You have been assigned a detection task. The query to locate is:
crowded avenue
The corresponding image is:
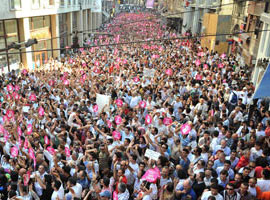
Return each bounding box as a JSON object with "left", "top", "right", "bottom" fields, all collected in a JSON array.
[{"left": 1, "top": 10, "right": 270, "bottom": 200}]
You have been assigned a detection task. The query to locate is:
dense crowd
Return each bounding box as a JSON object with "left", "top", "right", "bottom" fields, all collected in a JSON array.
[{"left": 1, "top": 11, "right": 270, "bottom": 200}]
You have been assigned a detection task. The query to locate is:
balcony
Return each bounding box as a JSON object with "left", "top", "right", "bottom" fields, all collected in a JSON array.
[{"left": 248, "top": 1, "right": 265, "bottom": 16}]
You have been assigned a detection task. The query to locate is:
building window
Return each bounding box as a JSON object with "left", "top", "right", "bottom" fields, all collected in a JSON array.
[
  {"left": 260, "top": 23, "right": 268, "bottom": 53},
  {"left": 68, "top": 0, "right": 71, "bottom": 5},
  {"left": 0, "top": 21, "right": 4, "bottom": 36},
  {"left": 49, "top": 0, "right": 54, "bottom": 5},
  {"left": 60, "top": 0, "right": 65, "bottom": 6},
  {"left": 3, "top": 20, "right": 21, "bottom": 72},
  {"left": 10, "top": 0, "right": 21, "bottom": 10},
  {"left": 266, "top": 29, "right": 270, "bottom": 57},
  {"left": 265, "top": 2, "right": 270, "bottom": 13},
  {"left": 73, "top": 0, "right": 76, "bottom": 5},
  {"left": 32, "top": 0, "right": 40, "bottom": 9}
]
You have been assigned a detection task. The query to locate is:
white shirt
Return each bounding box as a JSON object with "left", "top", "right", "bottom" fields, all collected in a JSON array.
[
  {"left": 257, "top": 179, "right": 270, "bottom": 192},
  {"left": 51, "top": 185, "right": 65, "bottom": 200},
  {"left": 67, "top": 112, "right": 80, "bottom": 128},
  {"left": 201, "top": 191, "right": 224, "bottom": 200},
  {"left": 130, "top": 96, "right": 141, "bottom": 108},
  {"left": 150, "top": 183, "right": 158, "bottom": 200},
  {"left": 160, "top": 176, "right": 172, "bottom": 188}
]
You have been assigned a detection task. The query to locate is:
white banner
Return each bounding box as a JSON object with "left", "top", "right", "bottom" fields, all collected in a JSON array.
[
  {"left": 143, "top": 68, "right": 156, "bottom": 78},
  {"left": 145, "top": 149, "right": 161, "bottom": 161},
  {"left": 96, "top": 93, "right": 111, "bottom": 113},
  {"left": 92, "top": 0, "right": 102, "bottom": 12}
]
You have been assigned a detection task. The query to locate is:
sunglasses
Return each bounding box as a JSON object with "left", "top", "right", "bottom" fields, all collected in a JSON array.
[{"left": 227, "top": 188, "right": 234, "bottom": 190}]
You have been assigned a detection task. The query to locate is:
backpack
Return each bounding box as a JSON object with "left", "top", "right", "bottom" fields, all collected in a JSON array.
[{"left": 230, "top": 92, "right": 238, "bottom": 104}]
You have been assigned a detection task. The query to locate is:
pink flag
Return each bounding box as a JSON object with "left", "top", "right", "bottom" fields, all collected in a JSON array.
[
  {"left": 220, "top": 53, "right": 226, "bottom": 59},
  {"left": 63, "top": 80, "right": 70, "bottom": 85},
  {"left": 180, "top": 123, "right": 191, "bottom": 135},
  {"left": 141, "top": 167, "right": 161, "bottom": 183},
  {"left": 44, "top": 135, "right": 50, "bottom": 145},
  {"left": 116, "top": 99, "right": 123, "bottom": 107},
  {"left": 18, "top": 137, "right": 22, "bottom": 147},
  {"left": 0, "top": 125, "right": 4, "bottom": 134},
  {"left": 145, "top": 114, "right": 152, "bottom": 124},
  {"left": 94, "top": 61, "right": 99, "bottom": 66},
  {"left": 4, "top": 130, "right": 9, "bottom": 142},
  {"left": 195, "top": 59, "right": 201, "bottom": 66},
  {"left": 17, "top": 126, "right": 22, "bottom": 136},
  {"left": 23, "top": 172, "right": 30, "bottom": 186},
  {"left": 65, "top": 147, "right": 71, "bottom": 157},
  {"left": 6, "top": 110, "right": 14, "bottom": 119},
  {"left": 80, "top": 78, "right": 85, "bottom": 85},
  {"left": 115, "top": 35, "right": 120, "bottom": 43},
  {"left": 29, "top": 148, "right": 35, "bottom": 159},
  {"left": 93, "top": 67, "right": 100, "bottom": 74},
  {"left": 38, "top": 107, "right": 44, "bottom": 116},
  {"left": 13, "top": 92, "right": 20, "bottom": 100},
  {"left": 114, "top": 115, "right": 122, "bottom": 125},
  {"left": 112, "top": 131, "right": 121, "bottom": 140},
  {"left": 49, "top": 80, "right": 54, "bottom": 86},
  {"left": 29, "top": 93, "right": 37, "bottom": 101},
  {"left": 24, "top": 138, "right": 29, "bottom": 149},
  {"left": 33, "top": 157, "right": 36, "bottom": 168},
  {"left": 15, "top": 85, "right": 20, "bottom": 91},
  {"left": 163, "top": 117, "right": 172, "bottom": 126},
  {"left": 114, "top": 48, "right": 118, "bottom": 56},
  {"left": 113, "top": 191, "right": 119, "bottom": 200},
  {"left": 93, "top": 105, "right": 98, "bottom": 113},
  {"left": 218, "top": 63, "right": 224, "bottom": 68},
  {"left": 133, "top": 77, "right": 140, "bottom": 83},
  {"left": 47, "top": 146, "right": 56, "bottom": 155},
  {"left": 195, "top": 74, "right": 203, "bottom": 80},
  {"left": 197, "top": 52, "right": 204, "bottom": 57},
  {"left": 165, "top": 68, "right": 173, "bottom": 76},
  {"left": 139, "top": 101, "right": 146, "bottom": 108},
  {"left": 7, "top": 84, "right": 14, "bottom": 92},
  {"left": 10, "top": 146, "right": 19, "bottom": 157},
  {"left": 107, "top": 120, "right": 112, "bottom": 128},
  {"left": 27, "top": 124, "right": 33, "bottom": 135},
  {"left": 22, "top": 69, "right": 28, "bottom": 75},
  {"left": 211, "top": 109, "right": 214, "bottom": 116},
  {"left": 6, "top": 94, "right": 12, "bottom": 100}
]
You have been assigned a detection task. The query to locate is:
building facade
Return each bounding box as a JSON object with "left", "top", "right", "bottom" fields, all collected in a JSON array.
[
  {"left": 252, "top": 3, "right": 270, "bottom": 87},
  {"left": 183, "top": 0, "right": 223, "bottom": 35},
  {"left": 0, "top": 0, "right": 103, "bottom": 73}
]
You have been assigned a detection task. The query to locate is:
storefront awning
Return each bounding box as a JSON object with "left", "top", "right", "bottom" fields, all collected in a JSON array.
[{"left": 253, "top": 63, "right": 270, "bottom": 99}]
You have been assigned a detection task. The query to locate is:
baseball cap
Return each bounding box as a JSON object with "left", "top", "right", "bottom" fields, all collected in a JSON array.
[{"left": 100, "top": 190, "right": 111, "bottom": 198}]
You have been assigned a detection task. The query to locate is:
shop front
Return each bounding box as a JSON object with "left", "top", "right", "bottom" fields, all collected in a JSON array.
[
  {"left": 0, "top": 19, "right": 21, "bottom": 73},
  {"left": 29, "top": 16, "right": 52, "bottom": 69}
]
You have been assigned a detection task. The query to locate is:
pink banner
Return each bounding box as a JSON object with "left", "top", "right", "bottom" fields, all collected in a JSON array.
[{"left": 146, "top": 0, "right": 154, "bottom": 8}]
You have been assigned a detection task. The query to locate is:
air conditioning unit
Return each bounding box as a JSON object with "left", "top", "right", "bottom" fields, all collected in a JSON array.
[{"left": 202, "top": 26, "right": 206, "bottom": 33}]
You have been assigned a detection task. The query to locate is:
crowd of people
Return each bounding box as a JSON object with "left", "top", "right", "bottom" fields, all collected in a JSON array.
[{"left": 0, "top": 11, "right": 270, "bottom": 200}]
